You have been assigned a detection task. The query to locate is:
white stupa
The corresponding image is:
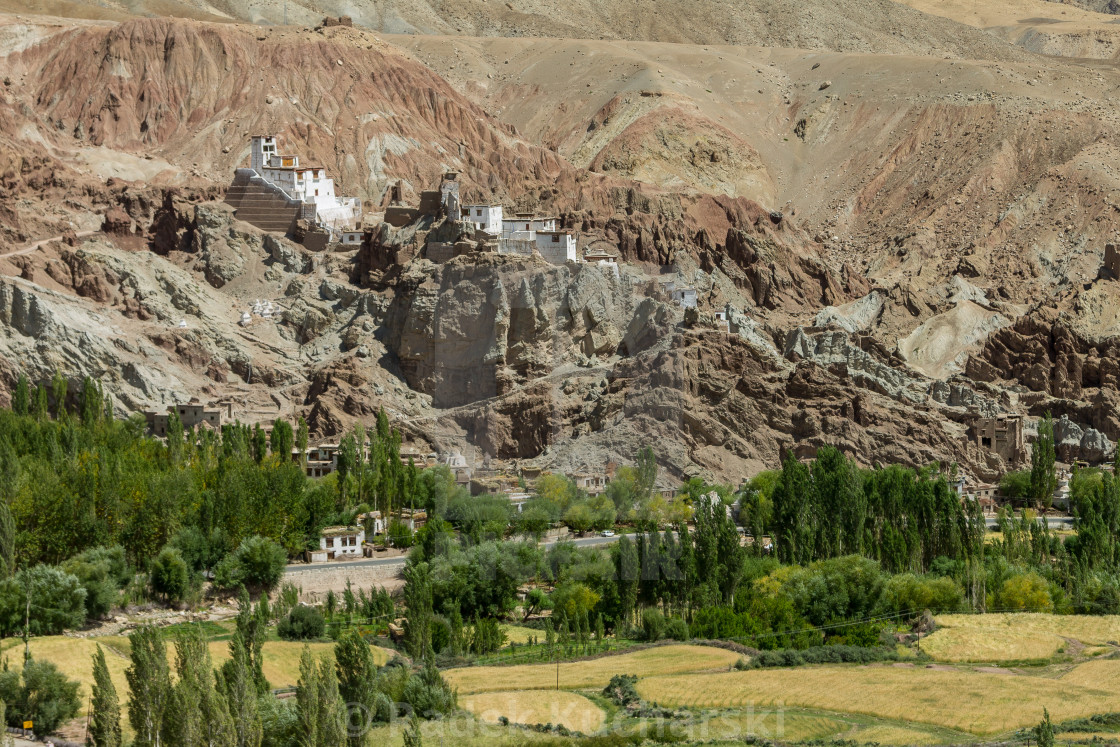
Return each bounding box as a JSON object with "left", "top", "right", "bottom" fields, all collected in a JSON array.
[
  {"left": 239, "top": 311, "right": 252, "bottom": 326},
  {"left": 178, "top": 319, "right": 187, "bottom": 329}
]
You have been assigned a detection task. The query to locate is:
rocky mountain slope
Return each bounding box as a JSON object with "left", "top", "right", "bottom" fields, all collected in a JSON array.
[{"left": 1, "top": 3, "right": 1120, "bottom": 485}]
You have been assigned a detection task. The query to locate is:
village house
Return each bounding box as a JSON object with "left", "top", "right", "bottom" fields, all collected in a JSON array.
[
  {"left": 534, "top": 229, "right": 578, "bottom": 264},
  {"left": 571, "top": 472, "right": 608, "bottom": 496},
  {"left": 969, "top": 415, "right": 1028, "bottom": 464},
  {"left": 317, "top": 525, "right": 365, "bottom": 560},
  {"left": 463, "top": 204, "right": 504, "bottom": 235},
  {"left": 145, "top": 399, "right": 230, "bottom": 436},
  {"left": 501, "top": 213, "right": 558, "bottom": 239},
  {"left": 358, "top": 510, "right": 385, "bottom": 536}
]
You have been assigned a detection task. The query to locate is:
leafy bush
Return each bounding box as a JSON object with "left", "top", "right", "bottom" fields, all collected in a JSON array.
[
  {"left": 665, "top": 617, "right": 689, "bottom": 642},
  {"left": 602, "top": 674, "right": 640, "bottom": 707},
  {"left": 401, "top": 659, "right": 456, "bottom": 717},
  {"left": 149, "top": 546, "right": 192, "bottom": 604},
  {"left": 431, "top": 615, "right": 451, "bottom": 654},
  {"left": 468, "top": 616, "right": 507, "bottom": 655},
  {"left": 277, "top": 605, "right": 325, "bottom": 640},
  {"left": 640, "top": 609, "right": 666, "bottom": 642},
  {"left": 232, "top": 535, "right": 287, "bottom": 594},
  {"left": 0, "top": 657, "right": 81, "bottom": 734},
  {"left": 749, "top": 644, "right": 899, "bottom": 668},
  {"left": 0, "top": 565, "right": 87, "bottom": 635},
  {"left": 62, "top": 548, "right": 127, "bottom": 621}
]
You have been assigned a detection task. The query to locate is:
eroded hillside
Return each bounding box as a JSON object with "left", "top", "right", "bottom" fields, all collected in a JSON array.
[{"left": 0, "top": 5, "right": 1119, "bottom": 484}]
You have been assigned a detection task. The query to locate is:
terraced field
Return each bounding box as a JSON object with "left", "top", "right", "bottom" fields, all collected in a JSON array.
[
  {"left": 635, "top": 663, "right": 1120, "bottom": 735},
  {"left": 460, "top": 690, "right": 605, "bottom": 732},
  {"left": 444, "top": 644, "right": 742, "bottom": 694},
  {"left": 924, "top": 613, "right": 1120, "bottom": 662}
]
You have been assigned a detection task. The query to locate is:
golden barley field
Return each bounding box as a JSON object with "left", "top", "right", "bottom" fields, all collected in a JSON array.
[
  {"left": 924, "top": 613, "right": 1120, "bottom": 662},
  {"left": 635, "top": 664, "right": 1120, "bottom": 735},
  {"left": 0, "top": 634, "right": 393, "bottom": 712},
  {"left": 444, "top": 644, "right": 742, "bottom": 695},
  {"left": 460, "top": 690, "right": 606, "bottom": 732}
]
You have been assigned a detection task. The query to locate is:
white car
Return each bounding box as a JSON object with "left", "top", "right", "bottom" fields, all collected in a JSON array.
[{"left": 600, "top": 530, "right": 615, "bottom": 537}]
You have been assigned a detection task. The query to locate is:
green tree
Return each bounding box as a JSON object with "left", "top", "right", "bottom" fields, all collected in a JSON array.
[
  {"left": 80, "top": 377, "right": 103, "bottom": 427},
  {"left": 32, "top": 385, "right": 49, "bottom": 421},
  {"left": 0, "top": 657, "right": 80, "bottom": 735},
  {"left": 232, "top": 536, "right": 287, "bottom": 594},
  {"left": 403, "top": 562, "right": 433, "bottom": 660},
  {"left": 12, "top": 374, "right": 30, "bottom": 417},
  {"left": 149, "top": 547, "right": 192, "bottom": 604},
  {"left": 1035, "top": 709, "right": 1054, "bottom": 747},
  {"left": 50, "top": 370, "right": 68, "bottom": 420},
  {"left": 126, "top": 625, "right": 172, "bottom": 747},
  {"left": 217, "top": 633, "right": 262, "bottom": 747},
  {"left": 403, "top": 712, "right": 422, "bottom": 747},
  {"left": 334, "top": 630, "right": 377, "bottom": 746},
  {"left": 163, "top": 630, "right": 235, "bottom": 747},
  {"left": 635, "top": 446, "right": 658, "bottom": 504},
  {"left": 1030, "top": 414, "right": 1058, "bottom": 510},
  {"left": 315, "top": 656, "right": 346, "bottom": 747},
  {"left": 270, "top": 419, "right": 294, "bottom": 462},
  {"left": 296, "top": 417, "right": 309, "bottom": 467},
  {"left": 89, "top": 644, "right": 122, "bottom": 747}
]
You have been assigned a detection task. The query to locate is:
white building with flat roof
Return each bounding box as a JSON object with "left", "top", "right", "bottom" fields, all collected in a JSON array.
[
  {"left": 462, "top": 204, "right": 503, "bottom": 235},
  {"left": 501, "top": 214, "right": 558, "bottom": 240},
  {"left": 535, "top": 230, "right": 578, "bottom": 264},
  {"left": 249, "top": 135, "right": 361, "bottom": 233}
]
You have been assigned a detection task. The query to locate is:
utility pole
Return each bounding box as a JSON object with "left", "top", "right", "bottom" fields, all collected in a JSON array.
[{"left": 22, "top": 594, "right": 30, "bottom": 661}]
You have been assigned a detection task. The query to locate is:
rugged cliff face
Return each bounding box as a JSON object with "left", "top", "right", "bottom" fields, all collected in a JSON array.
[{"left": 3, "top": 10, "right": 1120, "bottom": 484}]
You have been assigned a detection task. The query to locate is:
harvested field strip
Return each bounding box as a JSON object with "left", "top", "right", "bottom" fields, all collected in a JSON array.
[
  {"left": 635, "top": 664, "right": 1120, "bottom": 735},
  {"left": 444, "top": 644, "right": 741, "bottom": 694},
  {"left": 461, "top": 690, "right": 605, "bottom": 732},
  {"left": 1061, "top": 659, "right": 1120, "bottom": 689},
  {"left": 921, "top": 625, "right": 1065, "bottom": 662},
  {"left": 934, "top": 613, "right": 1120, "bottom": 646},
  {"left": 0, "top": 635, "right": 393, "bottom": 707}
]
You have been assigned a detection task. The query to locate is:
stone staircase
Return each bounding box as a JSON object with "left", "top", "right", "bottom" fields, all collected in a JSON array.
[{"left": 224, "top": 168, "right": 305, "bottom": 235}]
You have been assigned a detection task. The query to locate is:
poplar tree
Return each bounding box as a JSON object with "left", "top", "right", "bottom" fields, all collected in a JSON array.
[
  {"left": 295, "top": 647, "right": 319, "bottom": 747},
  {"left": 218, "top": 634, "right": 262, "bottom": 747},
  {"left": 89, "top": 644, "right": 122, "bottom": 747},
  {"left": 296, "top": 417, "right": 309, "bottom": 466},
  {"left": 334, "top": 630, "right": 376, "bottom": 746},
  {"left": 403, "top": 562, "right": 433, "bottom": 660},
  {"left": 12, "top": 374, "right": 29, "bottom": 417},
  {"left": 270, "top": 419, "right": 293, "bottom": 462},
  {"left": 32, "top": 384, "right": 49, "bottom": 421},
  {"left": 1030, "top": 414, "right": 1058, "bottom": 510},
  {"left": 315, "top": 657, "right": 346, "bottom": 747},
  {"left": 126, "top": 626, "right": 171, "bottom": 747}
]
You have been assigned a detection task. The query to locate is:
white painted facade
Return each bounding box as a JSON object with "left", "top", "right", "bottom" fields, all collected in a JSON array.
[
  {"left": 501, "top": 215, "right": 558, "bottom": 240},
  {"left": 249, "top": 135, "right": 361, "bottom": 233},
  {"left": 535, "top": 231, "right": 578, "bottom": 264},
  {"left": 319, "top": 526, "right": 365, "bottom": 558},
  {"left": 462, "top": 204, "right": 503, "bottom": 235}
]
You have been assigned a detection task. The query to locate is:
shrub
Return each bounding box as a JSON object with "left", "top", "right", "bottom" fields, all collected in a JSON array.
[
  {"left": 0, "top": 658, "right": 81, "bottom": 734},
  {"left": 431, "top": 615, "right": 451, "bottom": 654},
  {"left": 602, "top": 674, "right": 640, "bottom": 707},
  {"left": 664, "top": 617, "right": 689, "bottom": 642},
  {"left": 233, "top": 535, "right": 287, "bottom": 594},
  {"left": 640, "top": 609, "right": 666, "bottom": 642},
  {"left": 149, "top": 547, "right": 192, "bottom": 604},
  {"left": 469, "top": 616, "right": 507, "bottom": 655},
  {"left": 277, "top": 605, "right": 325, "bottom": 640},
  {"left": 210, "top": 554, "right": 244, "bottom": 592},
  {"left": 0, "top": 565, "right": 86, "bottom": 635},
  {"left": 401, "top": 659, "right": 456, "bottom": 717}
]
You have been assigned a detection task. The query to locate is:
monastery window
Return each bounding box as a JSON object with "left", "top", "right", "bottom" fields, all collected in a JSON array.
[
  {"left": 551, "top": 235, "right": 560, "bottom": 243},
  {"left": 981, "top": 437, "right": 992, "bottom": 447},
  {"left": 476, "top": 209, "right": 483, "bottom": 217}
]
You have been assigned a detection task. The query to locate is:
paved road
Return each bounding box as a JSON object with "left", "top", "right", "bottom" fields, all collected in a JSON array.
[
  {"left": 285, "top": 533, "right": 621, "bottom": 575},
  {"left": 985, "top": 516, "right": 1075, "bottom": 530}
]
